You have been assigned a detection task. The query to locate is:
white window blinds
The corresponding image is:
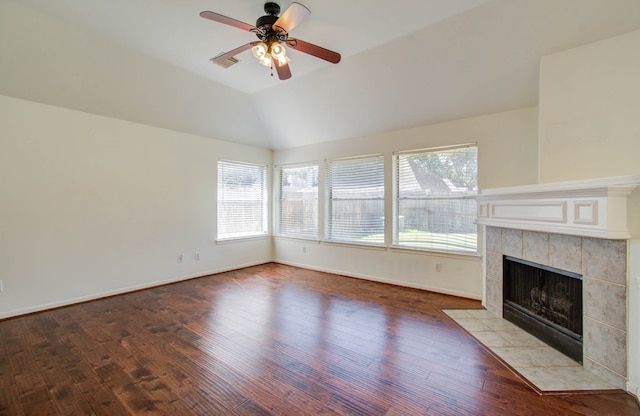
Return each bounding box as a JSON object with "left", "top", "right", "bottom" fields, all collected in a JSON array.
[
  {"left": 276, "top": 164, "right": 318, "bottom": 239},
  {"left": 326, "top": 155, "right": 384, "bottom": 244},
  {"left": 217, "top": 160, "right": 268, "bottom": 240},
  {"left": 394, "top": 144, "right": 477, "bottom": 253}
]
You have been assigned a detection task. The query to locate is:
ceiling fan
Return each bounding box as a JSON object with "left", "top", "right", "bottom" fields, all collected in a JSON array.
[{"left": 200, "top": 2, "right": 341, "bottom": 80}]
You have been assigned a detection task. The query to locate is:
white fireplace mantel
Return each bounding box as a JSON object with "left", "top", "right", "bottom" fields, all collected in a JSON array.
[{"left": 474, "top": 175, "right": 640, "bottom": 239}]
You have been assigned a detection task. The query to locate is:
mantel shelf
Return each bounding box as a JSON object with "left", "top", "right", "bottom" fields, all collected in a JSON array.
[{"left": 473, "top": 175, "right": 640, "bottom": 239}]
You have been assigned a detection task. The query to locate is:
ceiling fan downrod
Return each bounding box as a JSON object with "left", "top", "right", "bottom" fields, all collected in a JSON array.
[{"left": 263, "top": 2, "right": 280, "bottom": 16}]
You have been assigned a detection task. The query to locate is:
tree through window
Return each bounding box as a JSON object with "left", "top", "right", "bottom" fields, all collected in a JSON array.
[{"left": 393, "top": 144, "right": 477, "bottom": 253}]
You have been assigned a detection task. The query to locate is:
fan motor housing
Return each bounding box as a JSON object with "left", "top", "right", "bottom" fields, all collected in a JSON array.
[{"left": 256, "top": 14, "right": 278, "bottom": 31}]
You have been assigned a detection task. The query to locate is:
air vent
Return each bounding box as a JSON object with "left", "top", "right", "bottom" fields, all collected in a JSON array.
[{"left": 211, "top": 54, "right": 239, "bottom": 69}]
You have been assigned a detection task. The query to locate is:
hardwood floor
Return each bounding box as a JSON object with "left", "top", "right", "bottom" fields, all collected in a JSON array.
[{"left": 1, "top": 263, "right": 638, "bottom": 415}]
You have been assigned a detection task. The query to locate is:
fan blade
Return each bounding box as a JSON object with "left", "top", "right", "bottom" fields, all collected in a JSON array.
[
  {"left": 212, "top": 42, "right": 258, "bottom": 64},
  {"left": 286, "top": 39, "right": 341, "bottom": 64},
  {"left": 275, "top": 61, "right": 292, "bottom": 80},
  {"left": 273, "top": 2, "right": 310, "bottom": 33},
  {"left": 200, "top": 11, "right": 257, "bottom": 32}
]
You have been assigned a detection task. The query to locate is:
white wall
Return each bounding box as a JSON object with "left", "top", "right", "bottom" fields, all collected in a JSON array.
[
  {"left": 273, "top": 107, "right": 539, "bottom": 299},
  {"left": 539, "top": 30, "right": 640, "bottom": 184},
  {"left": 539, "top": 29, "right": 640, "bottom": 395},
  {"left": 0, "top": 95, "right": 273, "bottom": 319}
]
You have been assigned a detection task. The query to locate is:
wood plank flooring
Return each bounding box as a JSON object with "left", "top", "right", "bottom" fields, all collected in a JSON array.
[{"left": 1, "top": 263, "right": 638, "bottom": 415}]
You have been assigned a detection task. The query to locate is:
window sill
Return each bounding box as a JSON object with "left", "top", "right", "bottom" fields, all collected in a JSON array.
[
  {"left": 389, "top": 245, "right": 480, "bottom": 259},
  {"left": 274, "top": 235, "right": 321, "bottom": 244},
  {"left": 215, "top": 235, "right": 480, "bottom": 259},
  {"left": 321, "top": 240, "right": 387, "bottom": 251},
  {"left": 215, "top": 234, "right": 270, "bottom": 245}
]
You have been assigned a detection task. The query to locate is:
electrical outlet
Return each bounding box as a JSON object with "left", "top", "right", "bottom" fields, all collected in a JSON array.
[
  {"left": 195, "top": 252, "right": 200, "bottom": 260},
  {"left": 302, "top": 247, "right": 307, "bottom": 254},
  {"left": 0, "top": 279, "right": 3, "bottom": 292},
  {"left": 177, "top": 254, "right": 184, "bottom": 263},
  {"left": 435, "top": 263, "right": 442, "bottom": 272}
]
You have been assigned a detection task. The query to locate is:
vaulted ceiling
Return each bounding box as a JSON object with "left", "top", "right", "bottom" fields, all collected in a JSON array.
[{"left": 2, "top": 0, "right": 640, "bottom": 149}]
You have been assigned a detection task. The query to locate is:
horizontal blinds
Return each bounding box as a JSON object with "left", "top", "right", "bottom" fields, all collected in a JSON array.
[
  {"left": 277, "top": 164, "right": 318, "bottom": 239},
  {"left": 217, "top": 160, "right": 267, "bottom": 239},
  {"left": 394, "top": 145, "right": 478, "bottom": 252},
  {"left": 326, "top": 155, "right": 384, "bottom": 244}
]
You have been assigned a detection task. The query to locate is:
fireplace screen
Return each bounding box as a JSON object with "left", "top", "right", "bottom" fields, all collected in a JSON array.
[{"left": 503, "top": 256, "right": 583, "bottom": 362}]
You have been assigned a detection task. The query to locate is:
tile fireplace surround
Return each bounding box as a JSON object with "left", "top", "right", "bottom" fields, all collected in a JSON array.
[{"left": 474, "top": 175, "right": 640, "bottom": 390}]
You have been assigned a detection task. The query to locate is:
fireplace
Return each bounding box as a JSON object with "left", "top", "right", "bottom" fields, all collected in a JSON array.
[
  {"left": 473, "top": 175, "right": 640, "bottom": 389},
  {"left": 503, "top": 256, "right": 583, "bottom": 363}
]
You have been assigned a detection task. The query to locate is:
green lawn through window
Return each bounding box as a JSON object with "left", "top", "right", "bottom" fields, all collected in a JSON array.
[{"left": 360, "top": 229, "right": 477, "bottom": 252}]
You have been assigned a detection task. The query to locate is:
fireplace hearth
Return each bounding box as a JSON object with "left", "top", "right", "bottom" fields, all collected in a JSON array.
[{"left": 503, "top": 256, "right": 583, "bottom": 363}]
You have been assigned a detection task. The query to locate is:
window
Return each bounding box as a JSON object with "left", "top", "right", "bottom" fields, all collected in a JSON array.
[
  {"left": 217, "top": 160, "right": 268, "bottom": 240},
  {"left": 393, "top": 144, "right": 477, "bottom": 253},
  {"left": 276, "top": 164, "right": 318, "bottom": 239},
  {"left": 326, "top": 154, "right": 384, "bottom": 244}
]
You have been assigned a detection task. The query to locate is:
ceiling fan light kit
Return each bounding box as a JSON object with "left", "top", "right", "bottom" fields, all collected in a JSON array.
[
  {"left": 200, "top": 1, "right": 341, "bottom": 80},
  {"left": 251, "top": 40, "right": 289, "bottom": 68}
]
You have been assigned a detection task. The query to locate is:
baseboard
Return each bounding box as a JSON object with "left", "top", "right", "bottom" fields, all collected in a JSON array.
[
  {"left": 632, "top": 385, "right": 640, "bottom": 407},
  {"left": 273, "top": 259, "right": 482, "bottom": 300},
  {"left": 3, "top": 257, "right": 480, "bottom": 320},
  {"left": 0, "top": 260, "right": 271, "bottom": 320}
]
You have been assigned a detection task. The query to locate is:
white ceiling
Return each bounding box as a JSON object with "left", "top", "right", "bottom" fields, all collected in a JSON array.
[{"left": 3, "top": 0, "right": 640, "bottom": 149}]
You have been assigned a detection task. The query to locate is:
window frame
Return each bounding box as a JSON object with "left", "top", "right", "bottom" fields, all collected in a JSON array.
[
  {"left": 392, "top": 144, "right": 478, "bottom": 254},
  {"left": 216, "top": 159, "right": 269, "bottom": 241},
  {"left": 325, "top": 154, "right": 385, "bottom": 246},
  {"left": 275, "top": 162, "right": 319, "bottom": 240}
]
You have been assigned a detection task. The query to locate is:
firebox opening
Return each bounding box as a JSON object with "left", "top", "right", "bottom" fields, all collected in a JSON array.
[{"left": 503, "top": 256, "right": 583, "bottom": 363}]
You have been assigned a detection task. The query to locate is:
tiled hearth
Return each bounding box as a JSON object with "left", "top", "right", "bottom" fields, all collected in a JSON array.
[
  {"left": 443, "top": 309, "right": 619, "bottom": 393},
  {"left": 483, "top": 227, "right": 627, "bottom": 389}
]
